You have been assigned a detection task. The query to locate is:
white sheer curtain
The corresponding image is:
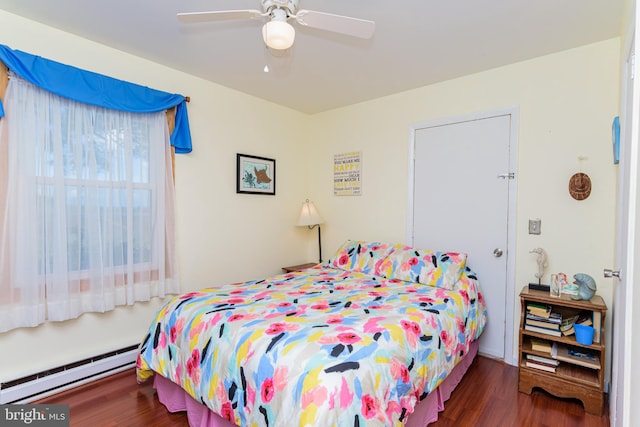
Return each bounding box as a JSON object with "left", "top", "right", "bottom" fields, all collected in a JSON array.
[{"left": 0, "top": 74, "right": 178, "bottom": 332}]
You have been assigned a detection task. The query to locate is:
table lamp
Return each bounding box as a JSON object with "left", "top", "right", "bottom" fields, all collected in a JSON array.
[{"left": 296, "top": 199, "right": 324, "bottom": 263}]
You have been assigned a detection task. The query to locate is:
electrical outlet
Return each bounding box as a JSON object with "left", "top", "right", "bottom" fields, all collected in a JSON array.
[{"left": 529, "top": 219, "right": 541, "bottom": 235}]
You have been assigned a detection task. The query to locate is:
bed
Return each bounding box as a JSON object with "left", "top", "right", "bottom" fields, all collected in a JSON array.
[{"left": 136, "top": 241, "right": 487, "bottom": 426}]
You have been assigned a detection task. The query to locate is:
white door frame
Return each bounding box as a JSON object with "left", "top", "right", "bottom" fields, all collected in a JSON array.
[{"left": 406, "top": 107, "right": 519, "bottom": 366}]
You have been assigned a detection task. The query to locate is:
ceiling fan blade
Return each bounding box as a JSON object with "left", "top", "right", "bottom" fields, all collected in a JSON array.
[
  {"left": 294, "top": 10, "right": 375, "bottom": 39},
  {"left": 177, "top": 10, "right": 263, "bottom": 23}
]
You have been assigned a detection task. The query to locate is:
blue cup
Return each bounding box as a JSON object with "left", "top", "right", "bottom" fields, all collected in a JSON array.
[{"left": 574, "top": 323, "right": 595, "bottom": 346}]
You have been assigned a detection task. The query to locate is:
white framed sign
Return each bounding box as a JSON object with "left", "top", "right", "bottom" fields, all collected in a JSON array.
[{"left": 333, "top": 151, "right": 362, "bottom": 196}]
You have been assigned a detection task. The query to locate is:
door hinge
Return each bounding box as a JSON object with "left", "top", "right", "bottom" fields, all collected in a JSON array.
[{"left": 497, "top": 173, "right": 515, "bottom": 179}]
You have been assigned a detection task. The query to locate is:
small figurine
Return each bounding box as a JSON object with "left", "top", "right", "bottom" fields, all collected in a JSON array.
[
  {"left": 529, "top": 248, "right": 548, "bottom": 284},
  {"left": 572, "top": 273, "right": 597, "bottom": 300}
]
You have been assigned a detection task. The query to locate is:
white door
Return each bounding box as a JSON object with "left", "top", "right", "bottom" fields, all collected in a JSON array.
[
  {"left": 408, "top": 110, "right": 517, "bottom": 362},
  {"left": 610, "top": 37, "right": 637, "bottom": 427}
]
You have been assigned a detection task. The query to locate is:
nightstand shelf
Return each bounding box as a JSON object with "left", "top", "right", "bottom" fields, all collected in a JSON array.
[
  {"left": 518, "top": 286, "right": 607, "bottom": 415},
  {"left": 281, "top": 262, "right": 318, "bottom": 273}
]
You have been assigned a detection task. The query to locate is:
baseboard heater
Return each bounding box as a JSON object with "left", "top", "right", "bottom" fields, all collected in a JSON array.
[{"left": 0, "top": 344, "right": 139, "bottom": 404}]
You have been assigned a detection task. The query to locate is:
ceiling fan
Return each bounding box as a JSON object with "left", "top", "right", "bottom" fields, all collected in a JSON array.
[{"left": 177, "top": 0, "right": 375, "bottom": 50}]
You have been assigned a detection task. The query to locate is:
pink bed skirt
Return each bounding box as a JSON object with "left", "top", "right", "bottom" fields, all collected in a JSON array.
[{"left": 153, "top": 340, "right": 478, "bottom": 427}]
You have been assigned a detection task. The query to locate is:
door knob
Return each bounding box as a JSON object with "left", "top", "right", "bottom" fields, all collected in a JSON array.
[
  {"left": 604, "top": 269, "right": 620, "bottom": 278},
  {"left": 493, "top": 248, "right": 503, "bottom": 257}
]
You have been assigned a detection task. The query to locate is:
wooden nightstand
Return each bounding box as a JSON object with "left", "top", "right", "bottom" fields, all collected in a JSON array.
[
  {"left": 518, "top": 286, "right": 607, "bottom": 415},
  {"left": 281, "top": 262, "right": 317, "bottom": 273}
]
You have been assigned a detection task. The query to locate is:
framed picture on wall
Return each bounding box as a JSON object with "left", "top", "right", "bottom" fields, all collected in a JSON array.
[{"left": 236, "top": 153, "right": 276, "bottom": 195}]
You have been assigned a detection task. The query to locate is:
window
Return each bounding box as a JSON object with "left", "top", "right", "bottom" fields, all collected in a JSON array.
[{"left": 0, "top": 73, "right": 178, "bottom": 332}]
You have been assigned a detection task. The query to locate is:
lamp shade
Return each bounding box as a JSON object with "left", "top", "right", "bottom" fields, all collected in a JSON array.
[
  {"left": 262, "top": 20, "right": 295, "bottom": 50},
  {"left": 296, "top": 199, "right": 324, "bottom": 227}
]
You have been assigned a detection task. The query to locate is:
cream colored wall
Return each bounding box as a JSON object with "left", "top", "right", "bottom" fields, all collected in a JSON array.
[
  {"left": 307, "top": 39, "right": 621, "bottom": 372},
  {"left": 0, "top": 10, "right": 312, "bottom": 380}
]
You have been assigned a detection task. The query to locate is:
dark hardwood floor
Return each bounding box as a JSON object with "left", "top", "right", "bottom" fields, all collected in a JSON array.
[{"left": 37, "top": 356, "right": 609, "bottom": 426}]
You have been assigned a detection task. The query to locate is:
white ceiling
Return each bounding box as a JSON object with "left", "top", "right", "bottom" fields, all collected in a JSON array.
[{"left": 0, "top": 0, "right": 626, "bottom": 114}]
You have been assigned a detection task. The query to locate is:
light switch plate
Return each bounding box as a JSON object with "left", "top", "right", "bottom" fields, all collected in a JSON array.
[{"left": 529, "top": 219, "right": 541, "bottom": 235}]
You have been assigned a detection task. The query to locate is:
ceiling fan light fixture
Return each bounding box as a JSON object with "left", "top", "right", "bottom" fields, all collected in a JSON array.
[{"left": 262, "top": 19, "right": 295, "bottom": 50}]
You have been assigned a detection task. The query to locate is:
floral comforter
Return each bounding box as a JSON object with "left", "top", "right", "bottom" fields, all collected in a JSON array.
[{"left": 136, "top": 265, "right": 486, "bottom": 426}]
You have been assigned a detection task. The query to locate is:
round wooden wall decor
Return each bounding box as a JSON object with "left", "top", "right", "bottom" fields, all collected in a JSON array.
[{"left": 568, "top": 172, "right": 591, "bottom": 200}]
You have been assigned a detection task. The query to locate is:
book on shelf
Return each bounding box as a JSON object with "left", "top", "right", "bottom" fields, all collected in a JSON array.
[
  {"left": 526, "top": 311, "right": 561, "bottom": 323},
  {"left": 568, "top": 347, "right": 598, "bottom": 361},
  {"left": 558, "top": 309, "right": 580, "bottom": 326},
  {"left": 525, "top": 360, "right": 557, "bottom": 373},
  {"left": 559, "top": 311, "right": 580, "bottom": 336},
  {"left": 530, "top": 337, "right": 552, "bottom": 353},
  {"left": 527, "top": 309, "right": 561, "bottom": 320},
  {"left": 526, "top": 303, "right": 551, "bottom": 318},
  {"left": 525, "top": 324, "right": 562, "bottom": 337},
  {"left": 592, "top": 311, "right": 602, "bottom": 344},
  {"left": 526, "top": 353, "right": 560, "bottom": 366},
  {"left": 576, "top": 311, "right": 593, "bottom": 326},
  {"left": 526, "top": 318, "right": 560, "bottom": 330},
  {"left": 526, "top": 319, "right": 560, "bottom": 330},
  {"left": 552, "top": 343, "right": 600, "bottom": 369}
]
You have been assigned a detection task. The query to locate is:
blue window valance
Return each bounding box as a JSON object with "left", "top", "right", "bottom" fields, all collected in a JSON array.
[{"left": 0, "top": 44, "right": 192, "bottom": 153}]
